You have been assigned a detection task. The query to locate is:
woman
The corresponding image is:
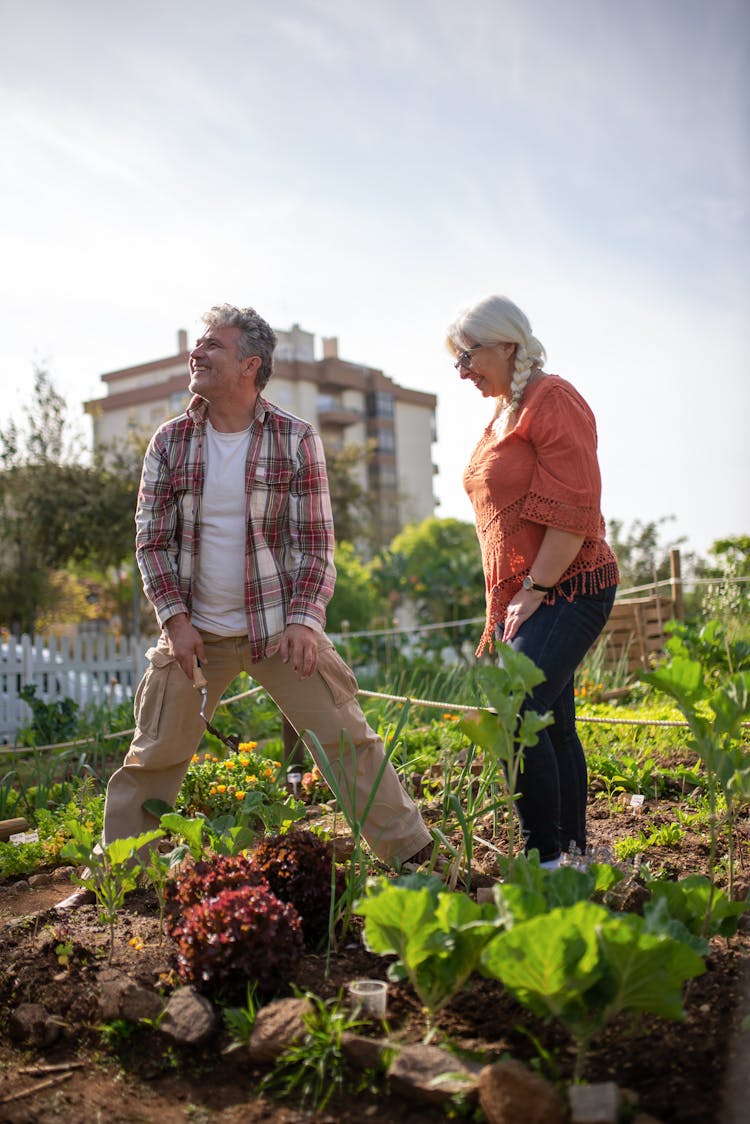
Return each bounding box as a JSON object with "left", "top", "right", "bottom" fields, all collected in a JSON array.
[{"left": 446, "top": 294, "right": 619, "bottom": 868}]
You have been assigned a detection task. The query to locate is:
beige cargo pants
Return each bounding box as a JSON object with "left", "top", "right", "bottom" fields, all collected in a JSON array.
[{"left": 103, "top": 630, "right": 431, "bottom": 866}]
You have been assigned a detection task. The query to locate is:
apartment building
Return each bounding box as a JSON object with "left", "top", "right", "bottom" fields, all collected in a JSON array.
[{"left": 84, "top": 326, "right": 438, "bottom": 548}]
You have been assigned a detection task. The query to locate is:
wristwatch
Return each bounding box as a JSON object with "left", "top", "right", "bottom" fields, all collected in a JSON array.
[{"left": 522, "top": 574, "right": 554, "bottom": 593}]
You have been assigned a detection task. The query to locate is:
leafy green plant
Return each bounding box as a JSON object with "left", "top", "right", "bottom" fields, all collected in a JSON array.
[
  {"left": 222, "top": 982, "right": 260, "bottom": 1050},
  {"left": 458, "top": 648, "right": 554, "bottom": 859},
  {"left": 356, "top": 872, "right": 497, "bottom": 1036},
  {"left": 480, "top": 899, "right": 705, "bottom": 1080},
  {"left": 644, "top": 873, "right": 749, "bottom": 946},
  {"left": 60, "top": 821, "right": 162, "bottom": 963},
  {"left": 138, "top": 844, "right": 188, "bottom": 936},
  {"left": 260, "top": 989, "right": 369, "bottom": 1111},
  {"left": 640, "top": 656, "right": 750, "bottom": 899},
  {"left": 17, "top": 684, "right": 80, "bottom": 746}
]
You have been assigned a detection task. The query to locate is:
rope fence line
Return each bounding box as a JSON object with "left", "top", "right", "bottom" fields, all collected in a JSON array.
[
  {"left": 4, "top": 682, "right": 748, "bottom": 757},
  {"left": 0, "top": 684, "right": 267, "bottom": 758}
]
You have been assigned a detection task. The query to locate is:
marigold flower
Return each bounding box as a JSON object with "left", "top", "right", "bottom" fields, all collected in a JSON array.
[
  {"left": 216, "top": 784, "right": 227, "bottom": 793},
  {"left": 235, "top": 791, "right": 246, "bottom": 800},
  {"left": 248, "top": 775, "right": 258, "bottom": 784},
  {"left": 225, "top": 761, "right": 235, "bottom": 770}
]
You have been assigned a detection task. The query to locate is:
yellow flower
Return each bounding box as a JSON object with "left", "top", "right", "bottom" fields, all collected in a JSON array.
[
  {"left": 239, "top": 757, "right": 250, "bottom": 767},
  {"left": 272, "top": 760, "right": 281, "bottom": 768},
  {"left": 248, "top": 775, "right": 258, "bottom": 784},
  {"left": 239, "top": 741, "right": 258, "bottom": 752},
  {"left": 209, "top": 787, "right": 217, "bottom": 796},
  {"left": 225, "top": 760, "right": 235, "bottom": 770},
  {"left": 216, "top": 784, "right": 227, "bottom": 794},
  {"left": 235, "top": 791, "right": 246, "bottom": 800}
]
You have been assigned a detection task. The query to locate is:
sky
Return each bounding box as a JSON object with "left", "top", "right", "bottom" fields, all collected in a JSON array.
[{"left": 2, "top": 0, "right": 748, "bottom": 562}]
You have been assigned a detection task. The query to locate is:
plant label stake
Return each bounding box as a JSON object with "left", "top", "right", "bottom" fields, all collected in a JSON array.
[{"left": 192, "top": 658, "right": 241, "bottom": 753}]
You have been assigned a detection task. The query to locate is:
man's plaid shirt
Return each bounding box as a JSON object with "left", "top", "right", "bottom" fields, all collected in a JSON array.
[{"left": 135, "top": 394, "right": 336, "bottom": 662}]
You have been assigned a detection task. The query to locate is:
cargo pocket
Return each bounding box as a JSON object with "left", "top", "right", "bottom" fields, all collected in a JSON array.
[
  {"left": 134, "top": 646, "right": 176, "bottom": 740},
  {"left": 316, "top": 644, "right": 359, "bottom": 708}
]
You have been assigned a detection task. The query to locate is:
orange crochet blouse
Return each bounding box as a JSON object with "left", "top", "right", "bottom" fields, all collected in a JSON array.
[{"left": 464, "top": 374, "right": 619, "bottom": 655}]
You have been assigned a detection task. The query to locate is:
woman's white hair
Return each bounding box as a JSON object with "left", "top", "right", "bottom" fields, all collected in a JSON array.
[{"left": 446, "top": 294, "right": 546, "bottom": 418}]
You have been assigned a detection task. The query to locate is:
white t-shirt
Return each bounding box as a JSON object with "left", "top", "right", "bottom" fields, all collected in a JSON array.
[{"left": 190, "top": 421, "right": 251, "bottom": 636}]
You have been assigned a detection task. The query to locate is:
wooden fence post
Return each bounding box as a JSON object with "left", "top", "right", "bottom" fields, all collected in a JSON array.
[{"left": 670, "top": 549, "right": 684, "bottom": 621}]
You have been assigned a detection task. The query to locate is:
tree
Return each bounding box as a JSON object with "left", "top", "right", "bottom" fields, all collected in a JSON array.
[
  {"left": 372, "top": 517, "right": 486, "bottom": 660},
  {"left": 324, "top": 441, "right": 378, "bottom": 551},
  {"left": 326, "top": 542, "right": 385, "bottom": 633},
  {"left": 607, "top": 516, "right": 687, "bottom": 590},
  {"left": 0, "top": 369, "right": 142, "bottom": 634},
  {"left": 698, "top": 535, "right": 750, "bottom": 637}
]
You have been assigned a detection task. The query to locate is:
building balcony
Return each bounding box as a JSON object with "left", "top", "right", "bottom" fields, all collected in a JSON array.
[{"left": 316, "top": 406, "right": 363, "bottom": 427}]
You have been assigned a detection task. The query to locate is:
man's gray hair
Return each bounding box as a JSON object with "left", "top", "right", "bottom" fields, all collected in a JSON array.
[{"left": 202, "top": 304, "right": 278, "bottom": 390}]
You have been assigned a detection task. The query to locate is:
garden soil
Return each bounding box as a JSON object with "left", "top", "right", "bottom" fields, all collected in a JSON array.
[{"left": 1, "top": 800, "right": 749, "bottom": 1124}]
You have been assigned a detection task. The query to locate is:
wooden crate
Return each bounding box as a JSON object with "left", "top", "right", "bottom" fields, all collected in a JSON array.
[{"left": 598, "top": 594, "right": 676, "bottom": 674}]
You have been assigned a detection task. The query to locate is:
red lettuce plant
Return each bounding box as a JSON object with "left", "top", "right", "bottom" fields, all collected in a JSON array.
[
  {"left": 173, "top": 883, "right": 303, "bottom": 1000},
  {"left": 164, "top": 853, "right": 268, "bottom": 938},
  {"left": 251, "top": 830, "right": 346, "bottom": 948}
]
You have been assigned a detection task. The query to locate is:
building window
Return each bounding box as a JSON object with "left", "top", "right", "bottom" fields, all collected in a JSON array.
[
  {"left": 376, "top": 464, "right": 398, "bottom": 488},
  {"left": 376, "top": 428, "right": 395, "bottom": 453},
  {"left": 366, "top": 391, "right": 394, "bottom": 418}
]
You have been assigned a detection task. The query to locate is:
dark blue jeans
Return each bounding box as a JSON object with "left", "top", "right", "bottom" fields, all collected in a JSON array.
[{"left": 501, "top": 585, "right": 617, "bottom": 862}]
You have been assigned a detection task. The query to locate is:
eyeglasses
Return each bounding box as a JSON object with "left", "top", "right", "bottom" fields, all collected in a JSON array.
[{"left": 454, "top": 343, "right": 484, "bottom": 371}]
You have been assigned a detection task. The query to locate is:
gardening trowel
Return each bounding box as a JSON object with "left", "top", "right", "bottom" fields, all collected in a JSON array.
[{"left": 192, "top": 657, "right": 241, "bottom": 753}]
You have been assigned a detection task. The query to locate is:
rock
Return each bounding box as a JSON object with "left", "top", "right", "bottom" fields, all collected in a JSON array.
[
  {"left": 121, "top": 982, "right": 164, "bottom": 1023},
  {"left": 603, "top": 874, "right": 650, "bottom": 915},
  {"left": 98, "top": 975, "right": 128, "bottom": 1021},
  {"left": 28, "top": 872, "right": 56, "bottom": 888},
  {"left": 8, "top": 1002, "right": 62, "bottom": 1047},
  {"left": 97, "top": 971, "right": 163, "bottom": 1022},
  {"left": 478, "top": 1058, "right": 566, "bottom": 1124},
  {"left": 340, "top": 1031, "right": 391, "bottom": 1071},
  {"left": 247, "top": 996, "right": 312, "bottom": 1064},
  {"left": 159, "top": 986, "right": 216, "bottom": 1045},
  {"left": 569, "top": 1081, "right": 621, "bottom": 1123},
  {"left": 388, "top": 1043, "right": 480, "bottom": 1107}
]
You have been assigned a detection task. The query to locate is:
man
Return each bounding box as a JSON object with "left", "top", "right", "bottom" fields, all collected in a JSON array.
[{"left": 58, "top": 304, "right": 431, "bottom": 910}]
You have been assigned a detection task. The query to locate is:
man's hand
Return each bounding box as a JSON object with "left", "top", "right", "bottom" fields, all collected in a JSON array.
[
  {"left": 280, "top": 624, "right": 318, "bottom": 679},
  {"left": 164, "top": 613, "right": 206, "bottom": 679}
]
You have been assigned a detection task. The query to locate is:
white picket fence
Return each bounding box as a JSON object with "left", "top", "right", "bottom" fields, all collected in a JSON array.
[{"left": 0, "top": 633, "right": 151, "bottom": 744}]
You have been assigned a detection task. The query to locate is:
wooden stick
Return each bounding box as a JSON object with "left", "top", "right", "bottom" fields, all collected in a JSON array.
[
  {"left": 1, "top": 1071, "right": 73, "bottom": 1104},
  {"left": 17, "top": 1061, "right": 86, "bottom": 1076}
]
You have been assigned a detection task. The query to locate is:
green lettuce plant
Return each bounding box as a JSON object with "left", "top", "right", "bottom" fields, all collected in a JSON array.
[
  {"left": 640, "top": 656, "right": 750, "bottom": 902},
  {"left": 643, "top": 872, "right": 749, "bottom": 951},
  {"left": 481, "top": 899, "right": 705, "bottom": 1080},
  {"left": 356, "top": 872, "right": 498, "bottom": 1036}
]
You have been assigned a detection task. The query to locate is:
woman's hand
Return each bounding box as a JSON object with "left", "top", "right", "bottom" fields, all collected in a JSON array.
[{"left": 502, "top": 588, "right": 546, "bottom": 643}]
